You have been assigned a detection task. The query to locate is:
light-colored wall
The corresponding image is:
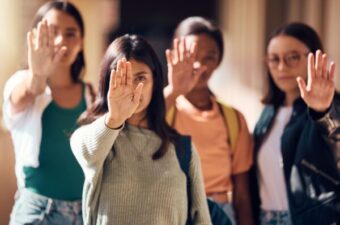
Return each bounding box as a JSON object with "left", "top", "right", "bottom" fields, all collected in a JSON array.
[
  {"left": 0, "top": 0, "right": 21, "bottom": 224},
  {"left": 211, "top": 0, "right": 266, "bottom": 131}
]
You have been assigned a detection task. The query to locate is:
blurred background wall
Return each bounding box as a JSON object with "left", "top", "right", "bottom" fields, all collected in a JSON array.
[{"left": 1, "top": 0, "right": 340, "bottom": 224}]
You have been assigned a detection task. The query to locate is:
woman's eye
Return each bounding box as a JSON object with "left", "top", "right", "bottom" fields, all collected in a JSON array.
[
  {"left": 287, "top": 54, "right": 300, "bottom": 61},
  {"left": 65, "top": 32, "right": 76, "bottom": 38},
  {"left": 203, "top": 56, "right": 217, "bottom": 62},
  {"left": 268, "top": 57, "right": 279, "bottom": 63},
  {"left": 135, "top": 76, "right": 146, "bottom": 83}
]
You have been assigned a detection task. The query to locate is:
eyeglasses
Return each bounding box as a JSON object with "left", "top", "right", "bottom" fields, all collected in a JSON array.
[{"left": 266, "top": 52, "right": 309, "bottom": 69}]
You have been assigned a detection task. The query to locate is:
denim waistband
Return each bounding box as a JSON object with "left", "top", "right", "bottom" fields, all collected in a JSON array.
[{"left": 19, "top": 188, "right": 82, "bottom": 214}]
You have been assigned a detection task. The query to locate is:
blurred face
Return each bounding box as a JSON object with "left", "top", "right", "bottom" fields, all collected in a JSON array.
[
  {"left": 267, "top": 35, "right": 309, "bottom": 96},
  {"left": 130, "top": 59, "right": 154, "bottom": 115},
  {"left": 43, "top": 9, "right": 83, "bottom": 66},
  {"left": 185, "top": 33, "right": 220, "bottom": 90}
]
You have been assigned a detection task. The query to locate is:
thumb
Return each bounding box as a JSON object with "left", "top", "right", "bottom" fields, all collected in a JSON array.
[
  {"left": 192, "top": 65, "right": 207, "bottom": 84},
  {"left": 53, "top": 46, "right": 67, "bottom": 62},
  {"left": 296, "top": 77, "right": 308, "bottom": 99}
]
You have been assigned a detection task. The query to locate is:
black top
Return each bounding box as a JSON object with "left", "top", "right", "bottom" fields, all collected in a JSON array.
[{"left": 250, "top": 95, "right": 340, "bottom": 225}]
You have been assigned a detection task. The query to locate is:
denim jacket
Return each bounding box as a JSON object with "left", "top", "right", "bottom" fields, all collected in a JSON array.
[{"left": 250, "top": 95, "right": 340, "bottom": 225}]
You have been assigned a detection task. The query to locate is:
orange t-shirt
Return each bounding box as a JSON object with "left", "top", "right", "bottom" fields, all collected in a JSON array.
[{"left": 174, "top": 95, "right": 253, "bottom": 194}]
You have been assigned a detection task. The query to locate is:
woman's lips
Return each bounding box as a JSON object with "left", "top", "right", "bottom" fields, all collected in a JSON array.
[{"left": 277, "top": 75, "right": 296, "bottom": 80}]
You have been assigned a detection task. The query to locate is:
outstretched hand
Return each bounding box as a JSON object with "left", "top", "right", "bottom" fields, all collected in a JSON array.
[
  {"left": 297, "top": 50, "right": 336, "bottom": 112},
  {"left": 165, "top": 37, "right": 206, "bottom": 96},
  {"left": 105, "top": 59, "right": 144, "bottom": 128},
  {"left": 27, "top": 19, "right": 67, "bottom": 95}
]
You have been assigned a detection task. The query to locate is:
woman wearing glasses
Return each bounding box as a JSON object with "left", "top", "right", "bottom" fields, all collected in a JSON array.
[{"left": 249, "top": 22, "right": 340, "bottom": 225}]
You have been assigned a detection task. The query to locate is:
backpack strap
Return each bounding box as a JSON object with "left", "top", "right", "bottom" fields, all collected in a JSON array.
[
  {"left": 174, "top": 136, "right": 192, "bottom": 225},
  {"left": 217, "top": 102, "right": 241, "bottom": 154},
  {"left": 168, "top": 102, "right": 241, "bottom": 153},
  {"left": 175, "top": 136, "right": 233, "bottom": 225},
  {"left": 166, "top": 106, "right": 177, "bottom": 126}
]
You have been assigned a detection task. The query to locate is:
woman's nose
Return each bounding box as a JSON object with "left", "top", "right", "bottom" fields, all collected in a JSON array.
[{"left": 277, "top": 58, "right": 287, "bottom": 70}]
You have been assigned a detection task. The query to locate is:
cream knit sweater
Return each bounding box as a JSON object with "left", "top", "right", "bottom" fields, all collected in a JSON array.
[{"left": 71, "top": 115, "right": 212, "bottom": 225}]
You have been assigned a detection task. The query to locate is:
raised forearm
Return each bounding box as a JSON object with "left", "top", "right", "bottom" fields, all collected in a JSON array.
[
  {"left": 10, "top": 72, "right": 47, "bottom": 114},
  {"left": 164, "top": 85, "right": 180, "bottom": 112},
  {"left": 232, "top": 173, "right": 254, "bottom": 225}
]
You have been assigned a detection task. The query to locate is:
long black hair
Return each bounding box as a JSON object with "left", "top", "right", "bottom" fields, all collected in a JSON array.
[
  {"left": 80, "top": 34, "right": 179, "bottom": 160},
  {"left": 263, "top": 22, "right": 323, "bottom": 106},
  {"left": 31, "top": 0, "right": 85, "bottom": 82}
]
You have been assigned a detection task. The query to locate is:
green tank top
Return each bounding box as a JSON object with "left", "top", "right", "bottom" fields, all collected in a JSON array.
[{"left": 24, "top": 85, "right": 86, "bottom": 200}]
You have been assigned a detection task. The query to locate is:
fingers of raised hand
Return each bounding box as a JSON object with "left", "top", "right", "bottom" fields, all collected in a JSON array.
[
  {"left": 122, "top": 58, "right": 129, "bottom": 85},
  {"left": 132, "top": 82, "right": 144, "bottom": 104},
  {"left": 179, "top": 37, "right": 196, "bottom": 63},
  {"left": 165, "top": 49, "right": 174, "bottom": 65},
  {"left": 115, "top": 60, "right": 124, "bottom": 87},
  {"left": 314, "top": 50, "right": 323, "bottom": 78},
  {"left": 296, "top": 76, "right": 308, "bottom": 98},
  {"left": 126, "top": 61, "right": 133, "bottom": 86},
  {"left": 48, "top": 24, "right": 55, "bottom": 50},
  {"left": 109, "top": 69, "right": 118, "bottom": 90},
  {"left": 54, "top": 46, "right": 67, "bottom": 63},
  {"left": 117, "top": 58, "right": 127, "bottom": 85},
  {"left": 34, "top": 20, "right": 55, "bottom": 52},
  {"left": 36, "top": 21, "right": 43, "bottom": 49},
  {"left": 110, "top": 59, "right": 131, "bottom": 91},
  {"left": 173, "top": 38, "right": 180, "bottom": 63},
  {"left": 179, "top": 37, "right": 186, "bottom": 61},
  {"left": 321, "top": 53, "right": 328, "bottom": 79},
  {"left": 314, "top": 50, "right": 330, "bottom": 79},
  {"left": 37, "top": 20, "right": 49, "bottom": 49},
  {"left": 312, "top": 50, "right": 336, "bottom": 81},
  {"left": 329, "top": 62, "right": 336, "bottom": 81},
  {"left": 189, "top": 41, "right": 198, "bottom": 62},
  {"left": 307, "top": 53, "right": 315, "bottom": 83}
]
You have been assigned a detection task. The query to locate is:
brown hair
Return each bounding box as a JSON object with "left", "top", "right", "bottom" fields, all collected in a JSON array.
[{"left": 262, "top": 22, "right": 323, "bottom": 106}]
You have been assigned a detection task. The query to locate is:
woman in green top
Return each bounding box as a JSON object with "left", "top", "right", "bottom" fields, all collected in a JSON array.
[{"left": 3, "top": 1, "right": 93, "bottom": 224}]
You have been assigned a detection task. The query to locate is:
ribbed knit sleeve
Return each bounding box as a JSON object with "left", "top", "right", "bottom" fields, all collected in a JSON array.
[
  {"left": 70, "top": 115, "right": 122, "bottom": 181},
  {"left": 189, "top": 147, "right": 213, "bottom": 225}
]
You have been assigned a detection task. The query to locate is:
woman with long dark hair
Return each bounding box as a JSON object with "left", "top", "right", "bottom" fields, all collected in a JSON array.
[
  {"left": 71, "top": 34, "right": 212, "bottom": 225},
  {"left": 3, "top": 1, "right": 93, "bottom": 224},
  {"left": 250, "top": 22, "right": 340, "bottom": 225}
]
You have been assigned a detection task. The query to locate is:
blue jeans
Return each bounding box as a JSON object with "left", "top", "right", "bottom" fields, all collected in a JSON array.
[
  {"left": 9, "top": 189, "right": 83, "bottom": 225},
  {"left": 216, "top": 202, "right": 236, "bottom": 225},
  {"left": 260, "top": 210, "right": 292, "bottom": 225}
]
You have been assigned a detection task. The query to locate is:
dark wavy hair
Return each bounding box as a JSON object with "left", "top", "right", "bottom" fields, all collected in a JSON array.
[
  {"left": 174, "top": 16, "right": 224, "bottom": 64},
  {"left": 263, "top": 22, "right": 323, "bottom": 106},
  {"left": 80, "top": 34, "right": 179, "bottom": 160},
  {"left": 31, "top": 0, "right": 85, "bottom": 82}
]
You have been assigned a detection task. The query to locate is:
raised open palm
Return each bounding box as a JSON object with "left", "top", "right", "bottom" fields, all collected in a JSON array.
[
  {"left": 297, "top": 50, "right": 336, "bottom": 112},
  {"left": 166, "top": 37, "right": 206, "bottom": 95},
  {"left": 106, "top": 59, "right": 143, "bottom": 127},
  {"left": 27, "top": 20, "right": 67, "bottom": 94}
]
